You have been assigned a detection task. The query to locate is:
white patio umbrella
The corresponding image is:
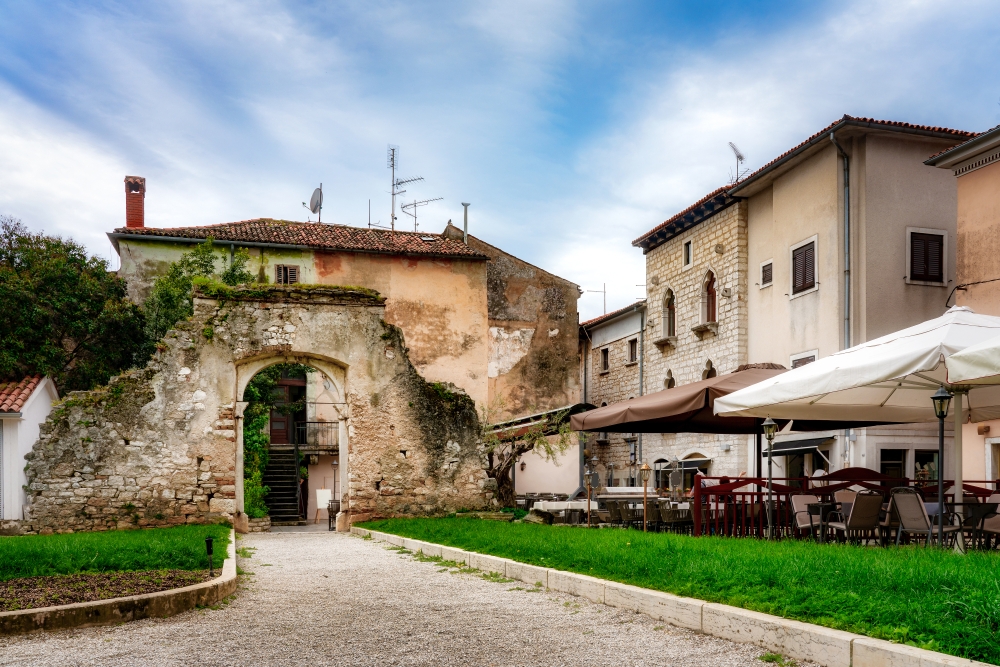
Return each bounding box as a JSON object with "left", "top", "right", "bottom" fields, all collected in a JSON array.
[
  {"left": 946, "top": 333, "right": 1000, "bottom": 385},
  {"left": 714, "top": 306, "right": 1000, "bottom": 544}
]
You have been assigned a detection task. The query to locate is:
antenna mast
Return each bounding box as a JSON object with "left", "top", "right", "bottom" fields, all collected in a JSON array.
[
  {"left": 728, "top": 142, "right": 747, "bottom": 184},
  {"left": 388, "top": 145, "right": 424, "bottom": 232},
  {"left": 401, "top": 197, "right": 444, "bottom": 232}
]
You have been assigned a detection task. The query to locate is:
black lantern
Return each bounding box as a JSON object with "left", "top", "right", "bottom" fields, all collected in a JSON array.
[
  {"left": 762, "top": 417, "right": 777, "bottom": 539},
  {"left": 761, "top": 417, "right": 778, "bottom": 439},
  {"left": 932, "top": 386, "right": 952, "bottom": 420},
  {"left": 205, "top": 536, "right": 215, "bottom": 577}
]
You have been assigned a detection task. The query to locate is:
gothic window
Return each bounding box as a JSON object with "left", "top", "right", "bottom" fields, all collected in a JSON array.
[{"left": 664, "top": 289, "right": 676, "bottom": 337}]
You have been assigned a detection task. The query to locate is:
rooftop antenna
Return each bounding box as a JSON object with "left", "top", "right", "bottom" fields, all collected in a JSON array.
[
  {"left": 388, "top": 145, "right": 423, "bottom": 232},
  {"left": 301, "top": 183, "right": 323, "bottom": 223},
  {"left": 728, "top": 142, "right": 748, "bottom": 184},
  {"left": 401, "top": 197, "right": 444, "bottom": 232},
  {"left": 586, "top": 282, "right": 607, "bottom": 314}
]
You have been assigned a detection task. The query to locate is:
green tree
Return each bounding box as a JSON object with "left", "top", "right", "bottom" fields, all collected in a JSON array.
[
  {"left": 143, "top": 237, "right": 255, "bottom": 343},
  {"left": 0, "top": 215, "right": 148, "bottom": 391}
]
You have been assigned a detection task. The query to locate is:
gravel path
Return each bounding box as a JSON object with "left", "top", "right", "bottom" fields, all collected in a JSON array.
[{"left": 0, "top": 531, "right": 782, "bottom": 666}]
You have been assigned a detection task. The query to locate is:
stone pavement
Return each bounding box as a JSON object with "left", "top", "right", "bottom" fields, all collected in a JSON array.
[{"left": 0, "top": 531, "right": 779, "bottom": 666}]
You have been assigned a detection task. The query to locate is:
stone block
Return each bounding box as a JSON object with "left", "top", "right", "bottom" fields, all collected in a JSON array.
[
  {"left": 383, "top": 533, "right": 404, "bottom": 547},
  {"left": 401, "top": 538, "right": 425, "bottom": 552},
  {"left": 702, "top": 603, "right": 854, "bottom": 667},
  {"left": 418, "top": 542, "right": 442, "bottom": 558},
  {"left": 208, "top": 497, "right": 235, "bottom": 514},
  {"left": 603, "top": 582, "right": 702, "bottom": 631},
  {"left": 467, "top": 552, "right": 507, "bottom": 575},
  {"left": 547, "top": 570, "right": 605, "bottom": 604},
  {"left": 439, "top": 546, "right": 468, "bottom": 565},
  {"left": 852, "top": 637, "right": 990, "bottom": 667},
  {"left": 505, "top": 561, "right": 548, "bottom": 588}
]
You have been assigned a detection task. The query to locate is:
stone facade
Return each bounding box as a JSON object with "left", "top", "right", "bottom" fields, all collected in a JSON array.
[
  {"left": 16, "top": 285, "right": 492, "bottom": 534},
  {"left": 640, "top": 199, "right": 750, "bottom": 477}
]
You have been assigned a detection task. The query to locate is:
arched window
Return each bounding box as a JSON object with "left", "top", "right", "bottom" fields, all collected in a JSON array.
[
  {"left": 703, "top": 272, "right": 717, "bottom": 323},
  {"left": 664, "top": 370, "right": 675, "bottom": 389},
  {"left": 702, "top": 359, "right": 717, "bottom": 380},
  {"left": 664, "top": 289, "right": 676, "bottom": 337}
]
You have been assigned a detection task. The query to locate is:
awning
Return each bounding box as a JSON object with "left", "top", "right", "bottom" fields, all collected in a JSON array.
[
  {"left": 764, "top": 437, "right": 834, "bottom": 458},
  {"left": 655, "top": 458, "right": 712, "bottom": 470}
]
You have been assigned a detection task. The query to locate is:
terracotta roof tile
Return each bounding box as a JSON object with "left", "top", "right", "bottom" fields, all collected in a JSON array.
[
  {"left": 113, "top": 219, "right": 488, "bottom": 260},
  {"left": 731, "top": 115, "right": 975, "bottom": 194},
  {"left": 632, "top": 185, "right": 735, "bottom": 251},
  {"left": 581, "top": 300, "right": 646, "bottom": 328},
  {"left": 0, "top": 375, "right": 43, "bottom": 413}
]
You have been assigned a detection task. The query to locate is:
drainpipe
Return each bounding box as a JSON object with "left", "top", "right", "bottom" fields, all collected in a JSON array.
[
  {"left": 638, "top": 307, "right": 645, "bottom": 463},
  {"left": 831, "top": 132, "right": 852, "bottom": 470}
]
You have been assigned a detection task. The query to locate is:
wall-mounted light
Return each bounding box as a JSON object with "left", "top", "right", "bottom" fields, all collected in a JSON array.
[{"left": 519, "top": 462, "right": 526, "bottom": 471}]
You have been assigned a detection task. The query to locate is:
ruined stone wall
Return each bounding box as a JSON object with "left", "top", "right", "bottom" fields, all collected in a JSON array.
[
  {"left": 641, "top": 201, "right": 750, "bottom": 476},
  {"left": 19, "top": 285, "right": 492, "bottom": 534},
  {"left": 459, "top": 229, "right": 582, "bottom": 420}
]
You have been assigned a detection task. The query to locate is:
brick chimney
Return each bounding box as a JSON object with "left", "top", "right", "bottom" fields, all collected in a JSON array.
[{"left": 124, "top": 175, "right": 146, "bottom": 228}]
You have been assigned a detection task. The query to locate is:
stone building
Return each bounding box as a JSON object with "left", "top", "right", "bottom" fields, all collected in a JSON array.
[
  {"left": 631, "top": 188, "right": 750, "bottom": 479},
  {"left": 580, "top": 302, "right": 645, "bottom": 487}
]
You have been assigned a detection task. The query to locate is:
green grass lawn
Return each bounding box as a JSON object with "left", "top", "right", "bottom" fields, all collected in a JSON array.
[
  {"left": 0, "top": 524, "right": 231, "bottom": 582},
  {"left": 362, "top": 518, "right": 1000, "bottom": 664}
]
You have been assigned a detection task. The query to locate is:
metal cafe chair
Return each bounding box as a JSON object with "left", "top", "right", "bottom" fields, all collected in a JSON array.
[
  {"left": 893, "top": 487, "right": 961, "bottom": 546},
  {"left": 828, "top": 491, "right": 882, "bottom": 544}
]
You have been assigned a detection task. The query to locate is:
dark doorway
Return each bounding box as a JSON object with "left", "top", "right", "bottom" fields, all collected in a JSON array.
[{"left": 880, "top": 449, "right": 906, "bottom": 479}]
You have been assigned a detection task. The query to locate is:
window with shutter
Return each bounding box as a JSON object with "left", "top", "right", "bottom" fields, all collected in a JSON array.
[
  {"left": 910, "top": 232, "right": 944, "bottom": 283},
  {"left": 792, "top": 242, "right": 815, "bottom": 294},
  {"left": 761, "top": 262, "right": 773, "bottom": 287},
  {"left": 276, "top": 265, "right": 300, "bottom": 284}
]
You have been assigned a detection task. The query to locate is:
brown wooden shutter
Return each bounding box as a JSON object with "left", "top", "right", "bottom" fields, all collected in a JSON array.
[
  {"left": 911, "top": 233, "right": 943, "bottom": 282},
  {"left": 761, "top": 262, "right": 772, "bottom": 285},
  {"left": 792, "top": 243, "right": 815, "bottom": 294},
  {"left": 288, "top": 266, "right": 299, "bottom": 284}
]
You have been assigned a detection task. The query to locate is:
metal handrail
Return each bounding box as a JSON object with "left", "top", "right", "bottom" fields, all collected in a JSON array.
[{"left": 293, "top": 441, "right": 303, "bottom": 520}]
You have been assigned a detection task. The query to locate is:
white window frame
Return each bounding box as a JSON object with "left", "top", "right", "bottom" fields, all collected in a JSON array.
[
  {"left": 682, "top": 240, "right": 693, "bottom": 271},
  {"left": 789, "top": 235, "right": 819, "bottom": 300},
  {"left": 759, "top": 258, "right": 773, "bottom": 289},
  {"left": 905, "top": 226, "right": 948, "bottom": 287},
  {"left": 790, "top": 349, "right": 819, "bottom": 369}
]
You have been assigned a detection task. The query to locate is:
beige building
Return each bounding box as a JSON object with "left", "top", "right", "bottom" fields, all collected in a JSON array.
[
  {"left": 633, "top": 188, "right": 750, "bottom": 481},
  {"left": 732, "top": 115, "right": 974, "bottom": 479},
  {"left": 927, "top": 123, "right": 1000, "bottom": 482}
]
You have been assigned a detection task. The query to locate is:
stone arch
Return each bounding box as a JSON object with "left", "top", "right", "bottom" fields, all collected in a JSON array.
[
  {"left": 702, "top": 359, "right": 717, "bottom": 380},
  {"left": 664, "top": 370, "right": 675, "bottom": 389},
  {"left": 701, "top": 271, "right": 717, "bottom": 324}
]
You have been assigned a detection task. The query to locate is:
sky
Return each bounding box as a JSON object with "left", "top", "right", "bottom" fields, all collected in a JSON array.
[{"left": 2, "top": 0, "right": 1000, "bottom": 320}]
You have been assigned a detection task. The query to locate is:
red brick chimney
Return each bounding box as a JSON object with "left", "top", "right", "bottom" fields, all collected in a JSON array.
[{"left": 124, "top": 175, "right": 146, "bottom": 228}]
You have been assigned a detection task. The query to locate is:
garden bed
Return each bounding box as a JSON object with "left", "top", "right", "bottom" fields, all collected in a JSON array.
[
  {"left": 361, "top": 518, "right": 1000, "bottom": 665},
  {"left": 0, "top": 523, "right": 231, "bottom": 609}
]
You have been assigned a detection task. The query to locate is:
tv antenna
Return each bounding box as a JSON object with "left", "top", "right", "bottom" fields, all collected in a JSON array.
[
  {"left": 401, "top": 197, "right": 443, "bottom": 232},
  {"left": 301, "top": 184, "right": 323, "bottom": 223},
  {"left": 586, "top": 282, "right": 607, "bottom": 314},
  {"left": 728, "top": 142, "right": 749, "bottom": 184},
  {"left": 388, "top": 145, "right": 423, "bottom": 232}
]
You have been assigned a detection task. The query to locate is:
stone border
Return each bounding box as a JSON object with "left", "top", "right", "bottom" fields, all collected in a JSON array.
[
  {"left": 0, "top": 529, "right": 237, "bottom": 635},
  {"left": 353, "top": 527, "right": 990, "bottom": 667}
]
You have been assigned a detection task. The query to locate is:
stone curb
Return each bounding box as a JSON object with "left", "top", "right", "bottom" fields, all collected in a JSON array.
[
  {"left": 0, "top": 529, "right": 238, "bottom": 635},
  {"left": 352, "top": 527, "right": 991, "bottom": 667}
]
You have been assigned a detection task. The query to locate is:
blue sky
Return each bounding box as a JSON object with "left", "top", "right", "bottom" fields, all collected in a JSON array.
[{"left": 2, "top": 0, "right": 1000, "bottom": 319}]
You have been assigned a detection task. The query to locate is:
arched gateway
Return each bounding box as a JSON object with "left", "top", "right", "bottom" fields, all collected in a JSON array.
[{"left": 22, "top": 284, "right": 492, "bottom": 534}]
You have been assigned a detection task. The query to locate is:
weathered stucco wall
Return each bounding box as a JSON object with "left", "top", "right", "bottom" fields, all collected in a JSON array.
[
  {"left": 956, "top": 159, "right": 1000, "bottom": 316},
  {"left": 19, "top": 285, "right": 492, "bottom": 534},
  {"left": 459, "top": 230, "right": 581, "bottom": 420}
]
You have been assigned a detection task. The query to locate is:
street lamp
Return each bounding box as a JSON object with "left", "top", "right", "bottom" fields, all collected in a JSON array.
[
  {"left": 585, "top": 454, "right": 599, "bottom": 528},
  {"left": 932, "top": 387, "right": 952, "bottom": 547},
  {"left": 640, "top": 462, "right": 652, "bottom": 532},
  {"left": 762, "top": 417, "right": 778, "bottom": 540},
  {"left": 205, "top": 536, "right": 215, "bottom": 577}
]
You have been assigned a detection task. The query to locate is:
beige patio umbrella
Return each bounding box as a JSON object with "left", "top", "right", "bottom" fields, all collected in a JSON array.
[{"left": 946, "top": 333, "right": 1000, "bottom": 385}]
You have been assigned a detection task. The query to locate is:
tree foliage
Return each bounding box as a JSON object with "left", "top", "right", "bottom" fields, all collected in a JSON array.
[
  {"left": 143, "top": 237, "right": 255, "bottom": 343},
  {"left": 481, "top": 402, "right": 573, "bottom": 508},
  {"left": 0, "top": 216, "right": 149, "bottom": 391}
]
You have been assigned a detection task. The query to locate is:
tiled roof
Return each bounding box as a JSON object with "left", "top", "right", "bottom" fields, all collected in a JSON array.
[
  {"left": 730, "top": 115, "right": 975, "bottom": 195},
  {"left": 632, "top": 186, "right": 738, "bottom": 253},
  {"left": 925, "top": 123, "right": 997, "bottom": 164},
  {"left": 581, "top": 300, "right": 646, "bottom": 329},
  {"left": 0, "top": 375, "right": 43, "bottom": 413},
  {"left": 112, "top": 219, "right": 488, "bottom": 260}
]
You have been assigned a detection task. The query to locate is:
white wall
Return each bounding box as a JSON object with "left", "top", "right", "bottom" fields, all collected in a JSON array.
[
  {"left": 514, "top": 443, "right": 580, "bottom": 495},
  {"left": 2, "top": 378, "right": 57, "bottom": 521}
]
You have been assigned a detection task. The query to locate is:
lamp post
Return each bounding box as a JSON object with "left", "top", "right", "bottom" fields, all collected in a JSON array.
[
  {"left": 205, "top": 536, "right": 215, "bottom": 577},
  {"left": 640, "top": 462, "right": 652, "bottom": 532},
  {"left": 762, "top": 417, "right": 778, "bottom": 540},
  {"left": 931, "top": 387, "right": 952, "bottom": 548},
  {"left": 586, "top": 454, "right": 599, "bottom": 528}
]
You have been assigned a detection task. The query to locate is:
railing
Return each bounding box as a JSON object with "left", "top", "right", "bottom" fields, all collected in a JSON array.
[
  {"left": 691, "top": 467, "right": 999, "bottom": 538},
  {"left": 293, "top": 421, "right": 339, "bottom": 448}
]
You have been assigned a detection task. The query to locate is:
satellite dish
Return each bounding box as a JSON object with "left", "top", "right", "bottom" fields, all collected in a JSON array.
[{"left": 309, "top": 187, "right": 323, "bottom": 214}]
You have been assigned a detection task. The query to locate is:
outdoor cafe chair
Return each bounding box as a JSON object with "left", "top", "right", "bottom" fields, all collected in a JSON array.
[
  {"left": 790, "top": 494, "right": 821, "bottom": 540},
  {"left": 606, "top": 500, "right": 622, "bottom": 527},
  {"left": 981, "top": 493, "right": 1000, "bottom": 549},
  {"left": 892, "top": 487, "right": 961, "bottom": 547},
  {"left": 828, "top": 491, "right": 882, "bottom": 544},
  {"left": 877, "top": 495, "right": 900, "bottom": 546}
]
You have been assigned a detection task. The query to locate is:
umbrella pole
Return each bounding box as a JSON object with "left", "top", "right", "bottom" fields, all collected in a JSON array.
[
  {"left": 954, "top": 391, "right": 966, "bottom": 553},
  {"left": 755, "top": 430, "right": 761, "bottom": 479}
]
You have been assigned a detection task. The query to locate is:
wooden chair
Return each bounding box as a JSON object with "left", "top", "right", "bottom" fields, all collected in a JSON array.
[{"left": 790, "top": 494, "right": 821, "bottom": 540}]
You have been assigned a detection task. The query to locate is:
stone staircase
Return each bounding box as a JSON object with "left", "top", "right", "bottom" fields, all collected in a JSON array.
[{"left": 262, "top": 447, "right": 304, "bottom": 525}]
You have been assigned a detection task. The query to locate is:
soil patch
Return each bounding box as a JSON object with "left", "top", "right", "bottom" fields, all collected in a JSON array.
[{"left": 0, "top": 570, "right": 212, "bottom": 611}]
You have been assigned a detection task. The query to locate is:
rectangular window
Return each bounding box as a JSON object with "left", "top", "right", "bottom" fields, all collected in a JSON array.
[
  {"left": 760, "top": 262, "right": 773, "bottom": 287},
  {"left": 910, "top": 231, "right": 944, "bottom": 283},
  {"left": 628, "top": 338, "right": 638, "bottom": 363},
  {"left": 600, "top": 348, "right": 609, "bottom": 372},
  {"left": 791, "top": 241, "right": 815, "bottom": 294},
  {"left": 275, "top": 265, "right": 299, "bottom": 284},
  {"left": 914, "top": 449, "right": 939, "bottom": 481},
  {"left": 791, "top": 355, "right": 815, "bottom": 369},
  {"left": 683, "top": 241, "right": 692, "bottom": 266}
]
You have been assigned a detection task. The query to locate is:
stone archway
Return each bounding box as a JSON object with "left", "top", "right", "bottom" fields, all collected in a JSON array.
[{"left": 22, "top": 285, "right": 492, "bottom": 535}]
